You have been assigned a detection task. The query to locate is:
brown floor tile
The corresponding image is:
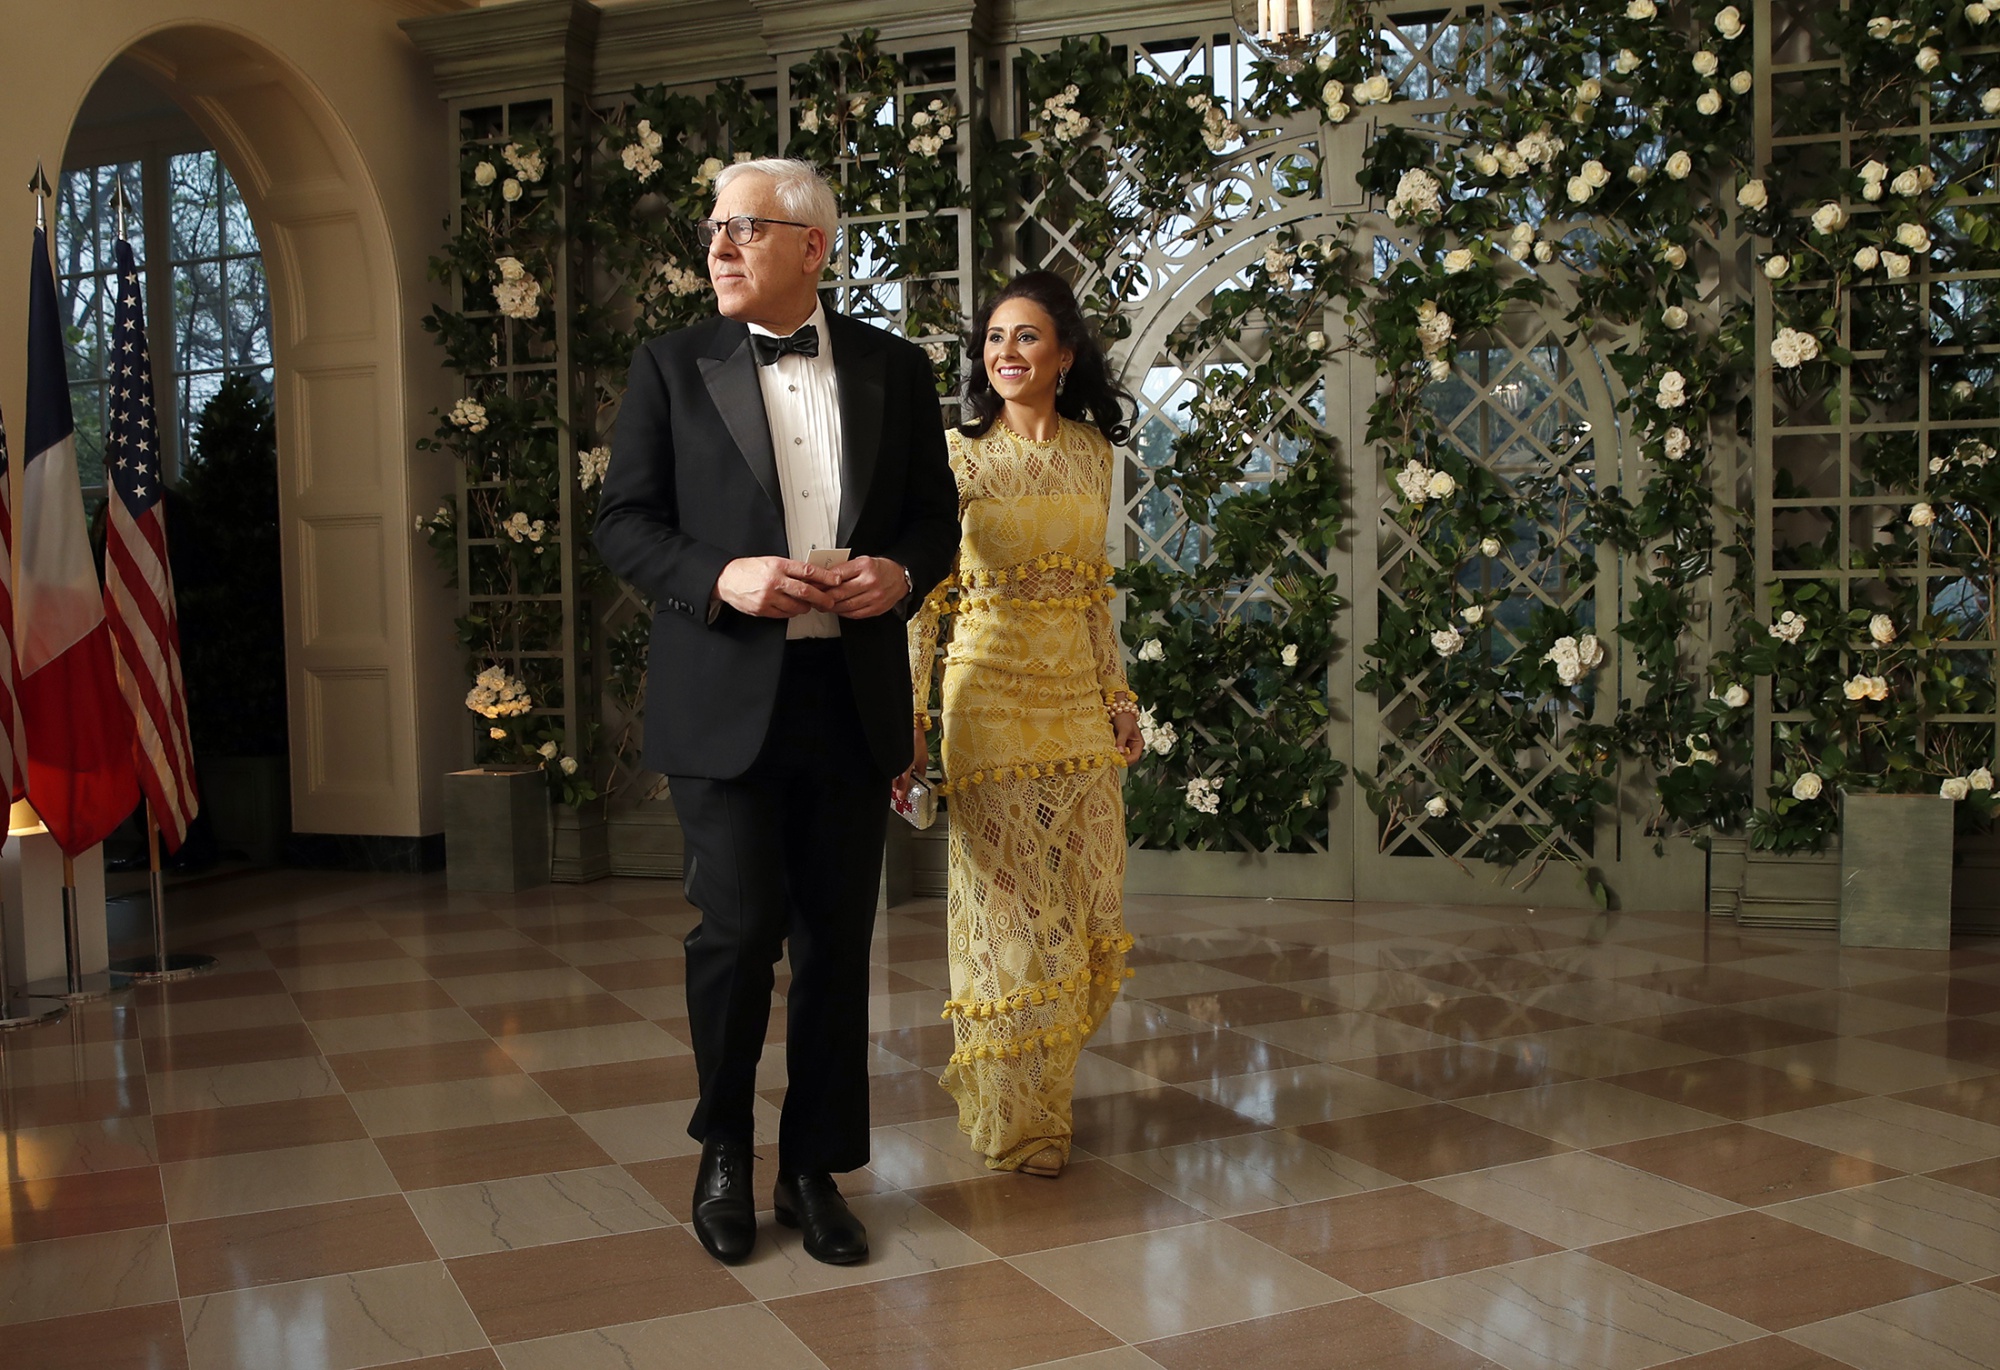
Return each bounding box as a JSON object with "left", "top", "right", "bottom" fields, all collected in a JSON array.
[
  {"left": 1606, "top": 1058, "right": 1863, "bottom": 1120},
  {"left": 2, "top": 1166, "right": 165, "bottom": 1244},
  {"left": 623, "top": 1153, "right": 702, "bottom": 1222},
  {"left": 872, "top": 1022, "right": 959, "bottom": 1069},
  {"left": 1867, "top": 1018, "right": 2000, "bottom": 1069},
  {"left": 1150, "top": 985, "right": 1341, "bottom": 1028},
  {"left": 1090, "top": 1030, "right": 1319, "bottom": 1084},
  {"left": 530, "top": 1055, "right": 701, "bottom": 1113},
  {"left": 448, "top": 1226, "right": 749, "bottom": 1343},
  {"left": 1229, "top": 1184, "right": 1556, "bottom": 1292},
  {"left": 0, "top": 1076, "right": 150, "bottom": 1129},
  {"left": 144, "top": 1022, "right": 323, "bottom": 1073},
  {"left": 1069, "top": 1086, "right": 1265, "bottom": 1155},
  {"left": 1204, "top": 948, "right": 1366, "bottom": 984},
  {"left": 1891, "top": 1073, "right": 2000, "bottom": 1127},
  {"left": 289, "top": 979, "right": 460, "bottom": 1020},
  {"left": 1144, "top": 1298, "right": 1501, "bottom": 1368},
  {"left": 130, "top": 970, "right": 288, "bottom": 1006},
  {"left": 153, "top": 1094, "right": 368, "bottom": 1163},
  {"left": 912, "top": 1158, "right": 1203, "bottom": 1255},
  {"left": 372, "top": 1354, "right": 505, "bottom": 1370},
  {"left": 1661, "top": 1337, "right": 1854, "bottom": 1368},
  {"left": 1929, "top": 1154, "right": 2000, "bottom": 1199},
  {"left": 1588, "top": 1209, "right": 1954, "bottom": 1330},
  {"left": 579, "top": 957, "right": 687, "bottom": 991},
  {"left": 462, "top": 994, "right": 643, "bottom": 1037},
  {"left": 1618, "top": 966, "right": 1816, "bottom": 1005},
  {"left": 1626, "top": 1007, "right": 1835, "bottom": 1057},
  {"left": 769, "top": 1260, "right": 1120, "bottom": 1370},
  {"left": 260, "top": 938, "right": 410, "bottom": 968},
  {"left": 1853, "top": 974, "right": 2000, "bottom": 1017},
  {"left": 370, "top": 910, "right": 509, "bottom": 938},
  {"left": 517, "top": 917, "right": 658, "bottom": 947},
  {"left": 868, "top": 1069, "right": 958, "bottom": 1126},
  {"left": 1294, "top": 1102, "right": 1564, "bottom": 1181},
  {"left": 375, "top": 1116, "right": 614, "bottom": 1190},
  {"left": 327, "top": 1038, "right": 524, "bottom": 1092},
  {"left": 1621, "top": 932, "right": 1803, "bottom": 964},
  {"left": 1376, "top": 993, "right": 1586, "bottom": 1040},
  {"left": 1344, "top": 1043, "right": 1581, "bottom": 1100},
  {"left": 882, "top": 931, "right": 949, "bottom": 962},
  {"left": 0, "top": 1301, "right": 188, "bottom": 1369},
  {"left": 419, "top": 946, "right": 567, "bottom": 978},
  {"left": 170, "top": 1193, "right": 436, "bottom": 1296},
  {"left": 1597, "top": 1123, "right": 1899, "bottom": 1206}
]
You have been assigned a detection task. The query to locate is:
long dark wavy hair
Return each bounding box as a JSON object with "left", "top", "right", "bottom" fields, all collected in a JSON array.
[{"left": 959, "top": 271, "right": 1134, "bottom": 446}]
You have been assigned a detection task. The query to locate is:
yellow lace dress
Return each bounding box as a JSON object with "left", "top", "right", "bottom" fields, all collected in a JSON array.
[{"left": 908, "top": 417, "right": 1136, "bottom": 1171}]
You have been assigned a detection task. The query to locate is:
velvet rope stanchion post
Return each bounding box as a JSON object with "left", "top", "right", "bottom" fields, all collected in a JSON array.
[{"left": 109, "top": 801, "right": 214, "bottom": 983}]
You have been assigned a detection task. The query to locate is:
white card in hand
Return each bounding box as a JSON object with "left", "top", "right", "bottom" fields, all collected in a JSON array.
[{"left": 807, "top": 547, "right": 851, "bottom": 570}]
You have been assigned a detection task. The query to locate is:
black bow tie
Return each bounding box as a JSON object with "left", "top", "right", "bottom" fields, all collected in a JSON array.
[{"left": 751, "top": 324, "right": 819, "bottom": 366}]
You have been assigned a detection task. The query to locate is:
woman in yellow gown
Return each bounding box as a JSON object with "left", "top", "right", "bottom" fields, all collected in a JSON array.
[{"left": 899, "top": 271, "right": 1144, "bottom": 1176}]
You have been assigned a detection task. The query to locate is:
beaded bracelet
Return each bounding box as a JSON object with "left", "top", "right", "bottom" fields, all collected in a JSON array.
[{"left": 1106, "top": 697, "right": 1140, "bottom": 721}]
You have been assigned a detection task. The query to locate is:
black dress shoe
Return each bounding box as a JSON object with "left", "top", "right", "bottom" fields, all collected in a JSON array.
[
  {"left": 773, "top": 1171, "right": 868, "bottom": 1265},
  {"left": 691, "top": 1138, "right": 757, "bottom": 1264}
]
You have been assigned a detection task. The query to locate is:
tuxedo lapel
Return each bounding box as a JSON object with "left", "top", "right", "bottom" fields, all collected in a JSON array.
[
  {"left": 831, "top": 313, "right": 886, "bottom": 545},
  {"left": 697, "top": 324, "right": 781, "bottom": 514}
]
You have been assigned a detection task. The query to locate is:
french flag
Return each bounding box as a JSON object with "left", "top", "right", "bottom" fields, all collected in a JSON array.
[{"left": 22, "top": 223, "right": 139, "bottom": 855}]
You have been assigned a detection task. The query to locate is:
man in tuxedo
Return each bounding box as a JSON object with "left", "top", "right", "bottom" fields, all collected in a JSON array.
[{"left": 595, "top": 159, "right": 959, "bottom": 1267}]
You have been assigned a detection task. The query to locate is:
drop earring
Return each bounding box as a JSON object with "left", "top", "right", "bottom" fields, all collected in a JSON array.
[{"left": 1057, "top": 366, "right": 1070, "bottom": 393}]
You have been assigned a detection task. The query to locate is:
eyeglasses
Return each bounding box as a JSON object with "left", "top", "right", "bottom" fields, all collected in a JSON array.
[{"left": 696, "top": 215, "right": 814, "bottom": 248}]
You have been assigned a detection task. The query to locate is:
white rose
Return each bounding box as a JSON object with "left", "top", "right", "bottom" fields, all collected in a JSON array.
[
  {"left": 1881, "top": 250, "right": 1912, "bottom": 279},
  {"left": 1479, "top": 536, "right": 1503, "bottom": 558},
  {"left": 502, "top": 178, "right": 523, "bottom": 202},
  {"left": 1666, "top": 150, "right": 1693, "bottom": 180},
  {"left": 1461, "top": 604, "right": 1485, "bottom": 625},
  {"left": 1426, "top": 470, "right": 1457, "bottom": 499},
  {"left": 1764, "top": 254, "right": 1790, "bottom": 279},
  {"left": 1265, "top": 244, "right": 1295, "bottom": 276},
  {"left": 1971, "top": 3, "right": 1993, "bottom": 24},
  {"left": 490, "top": 726, "right": 507, "bottom": 741},
  {"left": 1662, "top": 305, "right": 1689, "bottom": 330},
  {"left": 1942, "top": 777, "right": 1972, "bottom": 801},
  {"left": 1321, "top": 79, "right": 1345, "bottom": 109},
  {"left": 1869, "top": 613, "right": 1897, "bottom": 644},
  {"left": 1867, "top": 16, "right": 1895, "bottom": 39},
  {"left": 1909, "top": 502, "right": 1936, "bottom": 527},
  {"left": 1860, "top": 158, "right": 1890, "bottom": 183},
  {"left": 1792, "top": 772, "right": 1823, "bottom": 800},
  {"left": 1664, "top": 426, "right": 1693, "bottom": 459},
  {"left": 1355, "top": 74, "right": 1393, "bottom": 104},
  {"left": 1697, "top": 89, "right": 1724, "bottom": 116},
  {"left": 1853, "top": 245, "right": 1881, "bottom": 271},
  {"left": 474, "top": 161, "right": 497, "bottom": 187},
  {"left": 1724, "top": 683, "right": 1751, "bottom": 709},
  {"left": 1660, "top": 242, "right": 1688, "bottom": 268},
  {"left": 1576, "top": 78, "right": 1603, "bottom": 105},
  {"left": 1985, "top": 89, "right": 2000, "bottom": 115},
  {"left": 1397, "top": 462, "right": 1435, "bottom": 504},
  {"left": 1693, "top": 51, "right": 1720, "bottom": 77},
  {"left": 1730, "top": 70, "right": 1753, "bottom": 94},
  {"left": 1916, "top": 46, "right": 1941, "bottom": 72},
  {"left": 1657, "top": 370, "right": 1689, "bottom": 408},
  {"left": 1614, "top": 49, "right": 1641, "bottom": 75},
  {"left": 1811, "top": 202, "right": 1847, "bottom": 234},
  {"left": 1895, "top": 222, "right": 1932, "bottom": 253},
  {"left": 1863, "top": 181, "right": 1885, "bottom": 201},
  {"left": 1628, "top": 164, "right": 1651, "bottom": 184},
  {"left": 1716, "top": 6, "right": 1745, "bottom": 37},
  {"left": 1687, "top": 736, "right": 1720, "bottom": 766},
  {"left": 1281, "top": 644, "right": 1299, "bottom": 668},
  {"left": 1736, "top": 180, "right": 1769, "bottom": 211},
  {"left": 1306, "top": 330, "right": 1327, "bottom": 352},
  {"left": 1431, "top": 627, "right": 1465, "bottom": 657},
  {"left": 1567, "top": 175, "right": 1595, "bottom": 204},
  {"left": 1582, "top": 159, "right": 1610, "bottom": 188},
  {"left": 1424, "top": 796, "right": 1450, "bottom": 818},
  {"left": 1429, "top": 358, "right": 1452, "bottom": 381},
  {"left": 1472, "top": 150, "right": 1500, "bottom": 176},
  {"left": 1627, "top": 0, "right": 1657, "bottom": 18},
  {"left": 1771, "top": 611, "right": 1806, "bottom": 643},
  {"left": 560, "top": 756, "right": 579, "bottom": 775},
  {"left": 1970, "top": 768, "right": 1994, "bottom": 791},
  {"left": 1952, "top": 380, "right": 1975, "bottom": 401},
  {"left": 1890, "top": 165, "right": 1936, "bottom": 196},
  {"left": 1137, "top": 638, "right": 1165, "bottom": 662},
  {"left": 1534, "top": 240, "right": 1556, "bottom": 263},
  {"left": 1771, "top": 327, "right": 1821, "bottom": 369},
  {"left": 1443, "top": 248, "right": 1475, "bottom": 274},
  {"left": 537, "top": 739, "right": 559, "bottom": 759}
]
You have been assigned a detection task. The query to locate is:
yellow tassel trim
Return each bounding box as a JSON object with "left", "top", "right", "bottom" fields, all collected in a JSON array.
[
  {"left": 938, "top": 934, "right": 1135, "bottom": 1021},
  {"left": 937, "top": 749, "right": 1126, "bottom": 797}
]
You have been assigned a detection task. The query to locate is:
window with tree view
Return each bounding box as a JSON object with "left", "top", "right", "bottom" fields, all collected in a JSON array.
[{"left": 56, "top": 148, "right": 271, "bottom": 490}]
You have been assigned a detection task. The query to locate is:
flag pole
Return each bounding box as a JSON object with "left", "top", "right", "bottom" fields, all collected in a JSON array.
[{"left": 110, "top": 801, "right": 214, "bottom": 983}]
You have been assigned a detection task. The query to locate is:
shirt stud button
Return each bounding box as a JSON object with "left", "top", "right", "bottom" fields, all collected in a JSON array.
[{"left": 794, "top": 437, "right": 803, "bottom": 445}]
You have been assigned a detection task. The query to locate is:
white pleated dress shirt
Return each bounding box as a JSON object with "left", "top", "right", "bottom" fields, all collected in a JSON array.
[{"left": 749, "top": 302, "right": 843, "bottom": 639}]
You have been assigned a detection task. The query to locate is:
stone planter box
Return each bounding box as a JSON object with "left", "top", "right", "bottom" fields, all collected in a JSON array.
[
  {"left": 1735, "top": 845, "right": 1842, "bottom": 930},
  {"left": 1953, "top": 826, "right": 2000, "bottom": 937},
  {"left": 1839, "top": 791, "right": 1955, "bottom": 950},
  {"left": 608, "top": 793, "right": 684, "bottom": 878},
  {"left": 551, "top": 800, "right": 610, "bottom": 884},
  {"left": 445, "top": 767, "right": 549, "bottom": 893}
]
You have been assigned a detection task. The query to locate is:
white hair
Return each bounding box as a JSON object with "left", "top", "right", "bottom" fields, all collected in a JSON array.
[{"left": 713, "top": 157, "right": 838, "bottom": 238}]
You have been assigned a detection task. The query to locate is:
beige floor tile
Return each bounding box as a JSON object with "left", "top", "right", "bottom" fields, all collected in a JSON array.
[
  {"left": 1126, "top": 962, "right": 1265, "bottom": 999},
  {"left": 1027, "top": 1350, "right": 1166, "bottom": 1370},
  {"left": 1754, "top": 1096, "right": 2000, "bottom": 1173},
  {"left": 161, "top": 1138, "right": 398, "bottom": 1222},
  {"left": 136, "top": 994, "right": 302, "bottom": 1039},
  {"left": 444, "top": 968, "right": 609, "bottom": 1006},
  {"left": 1518, "top": 944, "right": 1702, "bottom": 980},
  {"left": 868, "top": 989, "right": 956, "bottom": 1030},
  {"left": 1107, "top": 1128, "right": 1398, "bottom": 1218},
  {"left": 1235, "top": 1013, "right": 1448, "bottom": 1062},
  {"left": 0, "top": 1038, "right": 144, "bottom": 1087},
  {"left": 1011, "top": 1220, "right": 1351, "bottom": 1342},
  {"left": 1456, "top": 1079, "right": 1720, "bottom": 1149},
  {"left": 1516, "top": 979, "right": 1704, "bottom": 1026},
  {"left": 3, "top": 1117, "right": 157, "bottom": 1182},
  {"left": 0, "top": 1224, "right": 176, "bottom": 1325},
  {"left": 145, "top": 1055, "right": 345, "bottom": 1114},
  {"left": 1422, "top": 1151, "right": 1741, "bottom": 1248},
  {"left": 1497, "top": 1027, "right": 1711, "bottom": 1079},
  {"left": 1756, "top": 991, "right": 1945, "bottom": 1038},
  {"left": 730, "top": 1189, "right": 995, "bottom": 1300},
  {"left": 350, "top": 1074, "right": 567, "bottom": 1137},
  {"left": 891, "top": 956, "right": 953, "bottom": 991},
  {"left": 391, "top": 928, "right": 541, "bottom": 956},
  {"left": 555, "top": 934, "right": 684, "bottom": 966},
  {"left": 1072, "top": 1051, "right": 1164, "bottom": 1098},
  {"left": 1302, "top": 969, "right": 1480, "bottom": 1013},
  {"left": 1737, "top": 1036, "right": 1994, "bottom": 1095},
  {"left": 407, "top": 1164, "right": 673, "bottom": 1257},
  {"left": 570, "top": 1096, "right": 781, "bottom": 1164},
  {"left": 306, "top": 1006, "right": 491, "bottom": 1055},
  {"left": 608, "top": 985, "right": 691, "bottom": 1020},
  {"left": 1772, "top": 1175, "right": 2000, "bottom": 1281},
  {"left": 1784, "top": 1283, "right": 2000, "bottom": 1369},
  {"left": 493, "top": 1021, "right": 689, "bottom": 1074},
  {"left": 1751, "top": 952, "right": 1923, "bottom": 989},
  {"left": 1378, "top": 1249, "right": 1764, "bottom": 1370},
  {"left": 275, "top": 958, "right": 433, "bottom": 993},
  {"left": 1088, "top": 1000, "right": 1212, "bottom": 1045},
  {"left": 1182, "top": 1064, "right": 1429, "bottom": 1127},
  {"left": 181, "top": 1259, "right": 487, "bottom": 1370},
  {"left": 865, "top": 1117, "right": 998, "bottom": 1190},
  {"left": 495, "top": 1301, "right": 823, "bottom": 1370}
]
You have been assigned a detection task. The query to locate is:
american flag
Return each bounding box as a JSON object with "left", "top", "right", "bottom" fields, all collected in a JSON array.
[
  {"left": 0, "top": 405, "right": 23, "bottom": 804},
  {"left": 101, "top": 238, "right": 199, "bottom": 849}
]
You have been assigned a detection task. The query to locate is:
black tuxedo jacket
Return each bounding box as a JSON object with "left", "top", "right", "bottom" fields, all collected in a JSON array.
[{"left": 593, "top": 308, "right": 961, "bottom": 780}]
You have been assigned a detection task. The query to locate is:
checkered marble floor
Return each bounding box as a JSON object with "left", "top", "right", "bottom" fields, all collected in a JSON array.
[{"left": 6, "top": 871, "right": 2000, "bottom": 1369}]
